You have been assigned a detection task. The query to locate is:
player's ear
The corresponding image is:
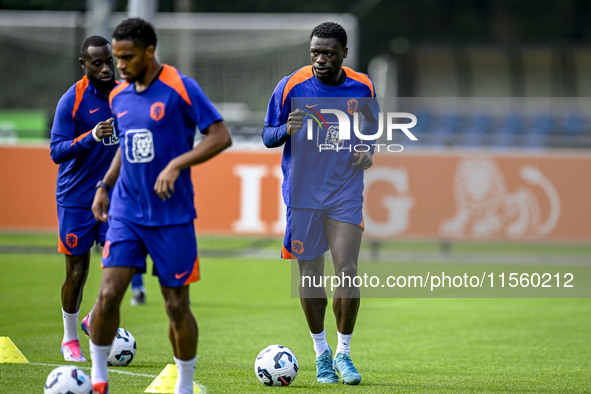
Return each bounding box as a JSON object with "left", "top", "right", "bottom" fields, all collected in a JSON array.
[
  {"left": 79, "top": 57, "right": 86, "bottom": 70},
  {"left": 145, "top": 45, "right": 155, "bottom": 60},
  {"left": 343, "top": 47, "right": 348, "bottom": 59}
]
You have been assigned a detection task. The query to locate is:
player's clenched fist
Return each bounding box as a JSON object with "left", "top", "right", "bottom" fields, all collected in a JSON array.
[
  {"left": 287, "top": 109, "right": 306, "bottom": 136},
  {"left": 94, "top": 118, "right": 114, "bottom": 140},
  {"left": 352, "top": 151, "right": 373, "bottom": 171}
]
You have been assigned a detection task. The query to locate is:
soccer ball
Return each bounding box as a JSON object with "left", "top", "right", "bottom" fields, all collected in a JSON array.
[
  {"left": 44, "top": 365, "right": 92, "bottom": 394},
  {"left": 107, "top": 328, "right": 136, "bottom": 367},
  {"left": 254, "top": 345, "right": 298, "bottom": 386}
]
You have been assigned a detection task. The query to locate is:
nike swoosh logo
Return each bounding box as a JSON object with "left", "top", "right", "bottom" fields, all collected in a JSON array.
[
  {"left": 306, "top": 104, "right": 319, "bottom": 109},
  {"left": 117, "top": 111, "right": 128, "bottom": 118},
  {"left": 89, "top": 108, "right": 100, "bottom": 114},
  {"left": 175, "top": 271, "right": 189, "bottom": 279}
]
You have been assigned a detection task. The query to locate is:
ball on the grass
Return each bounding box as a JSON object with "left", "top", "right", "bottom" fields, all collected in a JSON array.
[
  {"left": 107, "top": 327, "right": 136, "bottom": 367},
  {"left": 44, "top": 365, "right": 92, "bottom": 394},
  {"left": 254, "top": 344, "right": 298, "bottom": 386}
]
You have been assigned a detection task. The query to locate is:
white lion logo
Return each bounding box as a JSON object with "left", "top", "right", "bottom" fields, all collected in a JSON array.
[
  {"left": 133, "top": 133, "right": 153, "bottom": 160},
  {"left": 125, "top": 129, "right": 154, "bottom": 163},
  {"left": 324, "top": 124, "right": 344, "bottom": 149}
]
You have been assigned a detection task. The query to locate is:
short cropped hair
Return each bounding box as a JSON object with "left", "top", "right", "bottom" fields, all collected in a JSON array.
[
  {"left": 112, "top": 18, "right": 157, "bottom": 49},
  {"left": 80, "top": 35, "right": 110, "bottom": 58},
  {"left": 310, "top": 22, "right": 347, "bottom": 48}
]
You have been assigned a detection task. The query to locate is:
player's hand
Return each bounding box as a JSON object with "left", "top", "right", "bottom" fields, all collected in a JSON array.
[
  {"left": 95, "top": 118, "right": 114, "bottom": 140},
  {"left": 287, "top": 109, "right": 306, "bottom": 136},
  {"left": 154, "top": 163, "right": 180, "bottom": 201},
  {"left": 352, "top": 151, "right": 373, "bottom": 170},
  {"left": 92, "top": 188, "right": 110, "bottom": 222}
]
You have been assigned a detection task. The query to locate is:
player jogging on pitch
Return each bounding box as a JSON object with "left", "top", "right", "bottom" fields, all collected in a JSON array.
[
  {"left": 262, "top": 22, "right": 378, "bottom": 385},
  {"left": 50, "top": 36, "right": 120, "bottom": 363},
  {"left": 89, "top": 18, "right": 232, "bottom": 394}
]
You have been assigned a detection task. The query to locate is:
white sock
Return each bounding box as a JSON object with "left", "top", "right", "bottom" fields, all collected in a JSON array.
[
  {"left": 310, "top": 329, "right": 330, "bottom": 357},
  {"left": 174, "top": 356, "right": 197, "bottom": 394},
  {"left": 336, "top": 331, "right": 353, "bottom": 356},
  {"left": 62, "top": 308, "right": 79, "bottom": 343},
  {"left": 90, "top": 341, "right": 111, "bottom": 384}
]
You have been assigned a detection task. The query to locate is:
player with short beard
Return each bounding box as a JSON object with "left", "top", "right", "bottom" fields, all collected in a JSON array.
[
  {"left": 262, "top": 21, "right": 379, "bottom": 385},
  {"left": 89, "top": 18, "right": 232, "bottom": 394},
  {"left": 50, "top": 35, "right": 119, "bottom": 363}
]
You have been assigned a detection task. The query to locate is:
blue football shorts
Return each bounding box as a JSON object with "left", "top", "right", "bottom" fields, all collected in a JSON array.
[
  {"left": 282, "top": 197, "right": 364, "bottom": 260},
  {"left": 57, "top": 205, "right": 108, "bottom": 255},
  {"left": 102, "top": 217, "right": 200, "bottom": 288}
]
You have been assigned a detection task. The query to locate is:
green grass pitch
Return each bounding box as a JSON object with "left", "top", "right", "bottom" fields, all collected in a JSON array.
[{"left": 0, "top": 233, "right": 590, "bottom": 393}]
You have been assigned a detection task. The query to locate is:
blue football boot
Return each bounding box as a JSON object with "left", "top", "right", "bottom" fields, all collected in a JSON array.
[
  {"left": 333, "top": 352, "right": 361, "bottom": 385},
  {"left": 316, "top": 349, "right": 339, "bottom": 383}
]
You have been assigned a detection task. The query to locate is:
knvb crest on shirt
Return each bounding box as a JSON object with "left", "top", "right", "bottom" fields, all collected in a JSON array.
[
  {"left": 150, "top": 102, "right": 165, "bottom": 121},
  {"left": 347, "top": 99, "right": 358, "bottom": 115}
]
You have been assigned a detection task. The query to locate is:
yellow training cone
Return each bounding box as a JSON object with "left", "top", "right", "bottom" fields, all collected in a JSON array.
[
  {"left": 0, "top": 337, "right": 29, "bottom": 363},
  {"left": 145, "top": 364, "right": 200, "bottom": 393}
]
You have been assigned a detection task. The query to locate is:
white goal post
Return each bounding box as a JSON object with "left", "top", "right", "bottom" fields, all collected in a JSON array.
[{"left": 0, "top": 11, "right": 358, "bottom": 133}]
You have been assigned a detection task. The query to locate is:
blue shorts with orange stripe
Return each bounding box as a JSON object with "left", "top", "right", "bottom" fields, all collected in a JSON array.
[
  {"left": 57, "top": 205, "right": 108, "bottom": 255},
  {"left": 282, "top": 197, "right": 364, "bottom": 261},
  {"left": 102, "top": 217, "right": 199, "bottom": 288}
]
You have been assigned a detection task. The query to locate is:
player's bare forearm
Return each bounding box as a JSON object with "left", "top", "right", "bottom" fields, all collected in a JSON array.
[
  {"left": 92, "top": 148, "right": 121, "bottom": 222},
  {"left": 102, "top": 147, "right": 122, "bottom": 187},
  {"left": 174, "top": 121, "right": 231, "bottom": 169},
  {"left": 154, "top": 121, "right": 232, "bottom": 201}
]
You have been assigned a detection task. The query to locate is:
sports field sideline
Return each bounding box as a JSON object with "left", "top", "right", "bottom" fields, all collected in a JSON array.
[{"left": 0, "top": 233, "right": 589, "bottom": 393}]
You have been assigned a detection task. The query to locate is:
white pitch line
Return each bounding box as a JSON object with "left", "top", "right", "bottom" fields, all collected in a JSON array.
[
  {"left": 30, "top": 362, "right": 157, "bottom": 378},
  {"left": 28, "top": 362, "right": 207, "bottom": 393}
]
